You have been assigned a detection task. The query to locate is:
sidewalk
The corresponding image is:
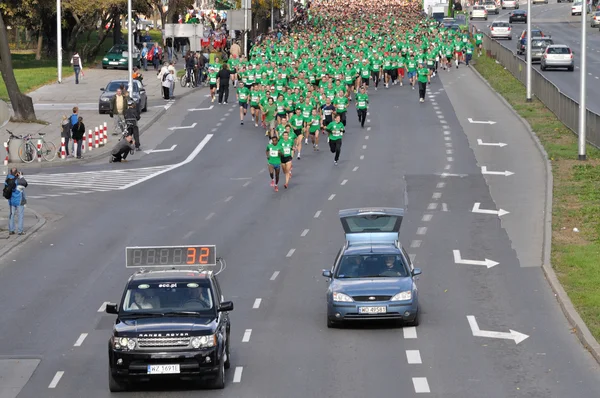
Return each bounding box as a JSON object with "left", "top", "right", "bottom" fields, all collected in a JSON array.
[
  {"left": 3, "top": 60, "right": 196, "bottom": 169},
  {"left": 0, "top": 201, "right": 45, "bottom": 258}
]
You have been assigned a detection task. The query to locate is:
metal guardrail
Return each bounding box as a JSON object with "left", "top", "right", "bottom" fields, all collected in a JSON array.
[{"left": 474, "top": 26, "right": 600, "bottom": 148}]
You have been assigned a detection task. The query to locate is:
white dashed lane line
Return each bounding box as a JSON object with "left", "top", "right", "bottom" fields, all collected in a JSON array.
[
  {"left": 301, "top": 229, "right": 309, "bottom": 237},
  {"left": 353, "top": 166, "right": 359, "bottom": 171},
  {"left": 442, "top": 203, "right": 448, "bottom": 212},
  {"left": 252, "top": 299, "right": 262, "bottom": 309},
  {"left": 362, "top": 145, "right": 367, "bottom": 149},
  {"left": 48, "top": 371, "right": 64, "bottom": 389},
  {"left": 233, "top": 366, "right": 243, "bottom": 383},
  {"left": 406, "top": 350, "right": 423, "bottom": 364},
  {"left": 410, "top": 240, "right": 422, "bottom": 248},
  {"left": 73, "top": 333, "right": 88, "bottom": 347},
  {"left": 242, "top": 329, "right": 252, "bottom": 342},
  {"left": 422, "top": 214, "right": 433, "bottom": 222},
  {"left": 360, "top": 155, "right": 364, "bottom": 160},
  {"left": 206, "top": 212, "right": 215, "bottom": 220},
  {"left": 413, "top": 377, "right": 431, "bottom": 393},
  {"left": 270, "top": 271, "right": 280, "bottom": 281},
  {"left": 432, "top": 192, "right": 441, "bottom": 199},
  {"left": 225, "top": 196, "right": 233, "bottom": 202},
  {"left": 416, "top": 227, "right": 427, "bottom": 235},
  {"left": 328, "top": 194, "right": 336, "bottom": 201},
  {"left": 447, "top": 157, "right": 454, "bottom": 162},
  {"left": 341, "top": 179, "right": 348, "bottom": 185},
  {"left": 427, "top": 203, "right": 438, "bottom": 210},
  {"left": 437, "top": 182, "right": 445, "bottom": 188},
  {"left": 403, "top": 326, "right": 418, "bottom": 339},
  {"left": 286, "top": 248, "right": 296, "bottom": 257},
  {"left": 243, "top": 181, "right": 251, "bottom": 187},
  {"left": 314, "top": 210, "right": 322, "bottom": 218}
]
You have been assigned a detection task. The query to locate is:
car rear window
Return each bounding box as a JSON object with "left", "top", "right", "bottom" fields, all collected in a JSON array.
[
  {"left": 473, "top": 5, "right": 485, "bottom": 9},
  {"left": 493, "top": 22, "right": 510, "bottom": 27},
  {"left": 548, "top": 47, "right": 571, "bottom": 55}
]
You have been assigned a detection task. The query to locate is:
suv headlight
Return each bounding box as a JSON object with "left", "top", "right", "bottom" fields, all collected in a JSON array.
[
  {"left": 113, "top": 336, "right": 136, "bottom": 350},
  {"left": 391, "top": 291, "right": 412, "bottom": 301},
  {"left": 191, "top": 335, "right": 217, "bottom": 349},
  {"left": 103, "top": 57, "right": 108, "bottom": 61},
  {"left": 332, "top": 292, "right": 354, "bottom": 302},
  {"left": 120, "top": 58, "right": 126, "bottom": 62}
]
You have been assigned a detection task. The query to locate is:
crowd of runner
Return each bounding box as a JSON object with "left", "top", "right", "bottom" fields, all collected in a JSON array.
[{"left": 208, "top": 0, "right": 477, "bottom": 192}]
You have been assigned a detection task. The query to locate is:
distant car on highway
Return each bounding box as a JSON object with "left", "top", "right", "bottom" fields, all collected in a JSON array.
[
  {"left": 532, "top": 0, "right": 548, "bottom": 4},
  {"left": 592, "top": 11, "right": 600, "bottom": 27},
  {"left": 490, "top": 21, "right": 513, "bottom": 40},
  {"left": 472, "top": 5, "right": 488, "bottom": 20},
  {"left": 99, "top": 79, "right": 147, "bottom": 115},
  {"left": 502, "top": 0, "right": 519, "bottom": 9},
  {"left": 571, "top": 1, "right": 583, "bottom": 15},
  {"left": 541, "top": 44, "right": 574, "bottom": 71},
  {"left": 323, "top": 208, "right": 421, "bottom": 328},
  {"left": 516, "top": 29, "right": 545, "bottom": 55},
  {"left": 530, "top": 38, "right": 554, "bottom": 62},
  {"left": 483, "top": 0, "right": 500, "bottom": 14},
  {"left": 509, "top": 9, "right": 528, "bottom": 23}
]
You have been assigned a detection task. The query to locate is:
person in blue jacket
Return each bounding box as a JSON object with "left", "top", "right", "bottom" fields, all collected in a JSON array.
[{"left": 5, "top": 168, "right": 28, "bottom": 235}]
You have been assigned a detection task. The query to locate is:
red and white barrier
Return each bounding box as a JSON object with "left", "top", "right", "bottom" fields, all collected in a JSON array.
[
  {"left": 94, "top": 127, "right": 99, "bottom": 148},
  {"left": 103, "top": 122, "right": 108, "bottom": 145},
  {"left": 3, "top": 142, "right": 8, "bottom": 166},
  {"left": 88, "top": 130, "right": 93, "bottom": 152},
  {"left": 37, "top": 139, "right": 42, "bottom": 162},
  {"left": 60, "top": 137, "right": 66, "bottom": 160}
]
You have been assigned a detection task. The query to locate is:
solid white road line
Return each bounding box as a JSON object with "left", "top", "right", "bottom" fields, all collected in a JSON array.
[
  {"left": 328, "top": 194, "right": 336, "bottom": 200},
  {"left": 406, "top": 350, "right": 423, "bottom": 364},
  {"left": 417, "top": 227, "right": 427, "bottom": 235},
  {"left": 314, "top": 210, "right": 321, "bottom": 218},
  {"left": 341, "top": 179, "right": 348, "bottom": 185},
  {"left": 270, "top": 271, "right": 280, "bottom": 281},
  {"left": 74, "top": 333, "right": 88, "bottom": 347},
  {"left": 233, "top": 366, "right": 243, "bottom": 383},
  {"left": 48, "top": 371, "right": 64, "bottom": 389},
  {"left": 98, "top": 302, "right": 110, "bottom": 312},
  {"left": 301, "top": 229, "right": 309, "bottom": 237},
  {"left": 410, "top": 240, "right": 422, "bottom": 248},
  {"left": 422, "top": 214, "right": 433, "bottom": 222},
  {"left": 253, "top": 299, "right": 262, "bottom": 309},
  {"left": 413, "top": 377, "right": 431, "bottom": 393},
  {"left": 242, "top": 329, "right": 252, "bottom": 342},
  {"left": 403, "top": 327, "right": 418, "bottom": 339},
  {"left": 286, "top": 249, "right": 296, "bottom": 257}
]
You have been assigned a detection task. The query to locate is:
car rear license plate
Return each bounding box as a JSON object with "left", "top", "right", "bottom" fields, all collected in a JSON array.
[
  {"left": 147, "top": 364, "right": 180, "bottom": 374},
  {"left": 359, "top": 306, "right": 386, "bottom": 314},
  {"left": 109, "top": 61, "right": 119, "bottom": 65}
]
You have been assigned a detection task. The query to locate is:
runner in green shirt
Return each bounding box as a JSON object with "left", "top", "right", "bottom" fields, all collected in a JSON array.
[
  {"left": 261, "top": 97, "right": 278, "bottom": 138},
  {"left": 326, "top": 114, "right": 345, "bottom": 165},
  {"left": 333, "top": 91, "right": 349, "bottom": 126},
  {"left": 475, "top": 32, "right": 484, "bottom": 56},
  {"left": 355, "top": 86, "right": 369, "bottom": 128},
  {"left": 208, "top": 70, "right": 218, "bottom": 102},
  {"left": 279, "top": 129, "right": 295, "bottom": 189},
  {"left": 266, "top": 135, "right": 282, "bottom": 192},
  {"left": 308, "top": 108, "right": 322, "bottom": 150},
  {"left": 249, "top": 86, "right": 261, "bottom": 127},
  {"left": 416, "top": 63, "right": 431, "bottom": 103},
  {"left": 237, "top": 82, "right": 250, "bottom": 125}
]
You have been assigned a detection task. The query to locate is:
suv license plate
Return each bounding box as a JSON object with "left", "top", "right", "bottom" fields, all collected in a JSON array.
[
  {"left": 147, "top": 364, "right": 180, "bottom": 374},
  {"left": 359, "top": 306, "right": 386, "bottom": 314}
]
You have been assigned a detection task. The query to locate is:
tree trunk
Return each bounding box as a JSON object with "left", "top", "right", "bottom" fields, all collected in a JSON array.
[
  {"left": 35, "top": 26, "right": 43, "bottom": 60},
  {"left": 0, "top": 12, "right": 36, "bottom": 121}
]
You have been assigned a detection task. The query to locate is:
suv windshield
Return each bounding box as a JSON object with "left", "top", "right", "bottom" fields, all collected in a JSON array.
[
  {"left": 336, "top": 254, "right": 409, "bottom": 278},
  {"left": 532, "top": 39, "right": 552, "bottom": 47},
  {"left": 121, "top": 281, "right": 215, "bottom": 315},
  {"left": 106, "top": 82, "right": 138, "bottom": 92}
]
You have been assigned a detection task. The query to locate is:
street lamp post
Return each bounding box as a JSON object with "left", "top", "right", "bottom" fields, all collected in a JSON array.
[
  {"left": 127, "top": 0, "right": 133, "bottom": 96},
  {"left": 526, "top": 0, "right": 532, "bottom": 102},
  {"left": 244, "top": 0, "right": 249, "bottom": 57},
  {"left": 578, "top": 0, "right": 588, "bottom": 160},
  {"left": 271, "top": 0, "right": 274, "bottom": 30},
  {"left": 57, "top": 0, "right": 62, "bottom": 83}
]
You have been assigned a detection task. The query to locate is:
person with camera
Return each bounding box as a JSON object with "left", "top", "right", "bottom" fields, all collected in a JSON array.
[
  {"left": 109, "top": 133, "right": 136, "bottom": 163},
  {"left": 4, "top": 167, "right": 28, "bottom": 236},
  {"left": 124, "top": 100, "right": 141, "bottom": 151}
]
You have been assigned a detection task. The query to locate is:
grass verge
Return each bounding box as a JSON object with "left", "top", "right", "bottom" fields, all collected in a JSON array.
[
  {"left": 0, "top": 29, "right": 164, "bottom": 102},
  {"left": 473, "top": 53, "right": 600, "bottom": 341}
]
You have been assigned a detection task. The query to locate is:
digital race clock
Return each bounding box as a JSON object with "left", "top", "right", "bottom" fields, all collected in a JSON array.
[{"left": 125, "top": 245, "right": 217, "bottom": 268}]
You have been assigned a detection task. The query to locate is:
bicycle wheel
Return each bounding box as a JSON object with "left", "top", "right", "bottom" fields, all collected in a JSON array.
[
  {"left": 41, "top": 141, "right": 57, "bottom": 162},
  {"left": 18, "top": 141, "right": 35, "bottom": 163},
  {"left": 180, "top": 74, "right": 187, "bottom": 88}
]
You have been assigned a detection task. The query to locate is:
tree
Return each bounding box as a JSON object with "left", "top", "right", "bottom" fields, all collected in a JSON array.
[{"left": 0, "top": 9, "right": 36, "bottom": 121}]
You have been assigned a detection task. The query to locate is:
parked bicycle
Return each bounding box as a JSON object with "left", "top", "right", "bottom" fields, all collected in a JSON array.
[
  {"left": 180, "top": 69, "right": 197, "bottom": 88},
  {"left": 17, "top": 133, "right": 57, "bottom": 163}
]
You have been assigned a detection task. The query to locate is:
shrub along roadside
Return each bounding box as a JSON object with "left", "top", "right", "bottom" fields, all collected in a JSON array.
[{"left": 472, "top": 53, "right": 600, "bottom": 341}]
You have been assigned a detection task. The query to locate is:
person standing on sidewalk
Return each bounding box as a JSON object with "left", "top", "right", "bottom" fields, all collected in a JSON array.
[
  {"left": 4, "top": 168, "right": 28, "bottom": 236},
  {"left": 61, "top": 115, "right": 71, "bottom": 157},
  {"left": 217, "top": 63, "right": 233, "bottom": 104},
  {"left": 70, "top": 51, "right": 83, "bottom": 84},
  {"left": 141, "top": 43, "right": 149, "bottom": 71},
  {"left": 162, "top": 69, "right": 174, "bottom": 100},
  {"left": 72, "top": 116, "right": 85, "bottom": 159},
  {"left": 110, "top": 89, "right": 126, "bottom": 135},
  {"left": 168, "top": 62, "right": 177, "bottom": 99}
]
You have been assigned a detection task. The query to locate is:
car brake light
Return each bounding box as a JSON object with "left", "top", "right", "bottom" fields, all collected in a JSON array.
[{"left": 508, "top": 27, "right": 511, "bottom": 31}]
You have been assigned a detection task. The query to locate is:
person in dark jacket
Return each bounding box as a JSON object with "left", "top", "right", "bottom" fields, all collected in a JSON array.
[
  {"left": 72, "top": 116, "right": 86, "bottom": 159},
  {"left": 217, "top": 64, "right": 232, "bottom": 104},
  {"left": 124, "top": 101, "right": 141, "bottom": 150},
  {"left": 61, "top": 115, "right": 71, "bottom": 156},
  {"left": 185, "top": 52, "right": 196, "bottom": 86},
  {"left": 5, "top": 168, "right": 28, "bottom": 235}
]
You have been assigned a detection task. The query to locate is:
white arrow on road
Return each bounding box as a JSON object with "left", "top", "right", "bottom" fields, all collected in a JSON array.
[
  {"left": 453, "top": 250, "right": 498, "bottom": 268},
  {"left": 468, "top": 118, "right": 496, "bottom": 125},
  {"left": 168, "top": 123, "right": 197, "bottom": 131},
  {"left": 472, "top": 202, "right": 510, "bottom": 217},
  {"left": 143, "top": 144, "right": 177, "bottom": 154},
  {"left": 481, "top": 166, "right": 514, "bottom": 176},
  {"left": 188, "top": 106, "right": 214, "bottom": 111},
  {"left": 477, "top": 139, "right": 507, "bottom": 147},
  {"left": 467, "top": 315, "right": 529, "bottom": 345}
]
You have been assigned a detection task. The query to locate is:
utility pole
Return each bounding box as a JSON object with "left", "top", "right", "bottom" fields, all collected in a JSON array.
[
  {"left": 127, "top": 0, "right": 133, "bottom": 96},
  {"left": 578, "top": 0, "right": 588, "bottom": 160},
  {"left": 244, "top": 0, "right": 249, "bottom": 57},
  {"left": 271, "top": 0, "right": 274, "bottom": 30},
  {"left": 526, "top": 0, "right": 532, "bottom": 102},
  {"left": 56, "top": 0, "right": 62, "bottom": 83}
]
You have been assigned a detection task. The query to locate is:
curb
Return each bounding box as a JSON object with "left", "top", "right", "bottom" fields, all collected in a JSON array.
[
  {"left": 11, "top": 85, "right": 203, "bottom": 169},
  {"left": 0, "top": 206, "right": 46, "bottom": 260},
  {"left": 470, "top": 63, "right": 600, "bottom": 364}
]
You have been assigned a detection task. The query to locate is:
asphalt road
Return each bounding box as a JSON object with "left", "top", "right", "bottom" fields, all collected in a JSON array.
[
  {"left": 1, "top": 67, "right": 600, "bottom": 397},
  {"left": 471, "top": 0, "right": 600, "bottom": 115}
]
